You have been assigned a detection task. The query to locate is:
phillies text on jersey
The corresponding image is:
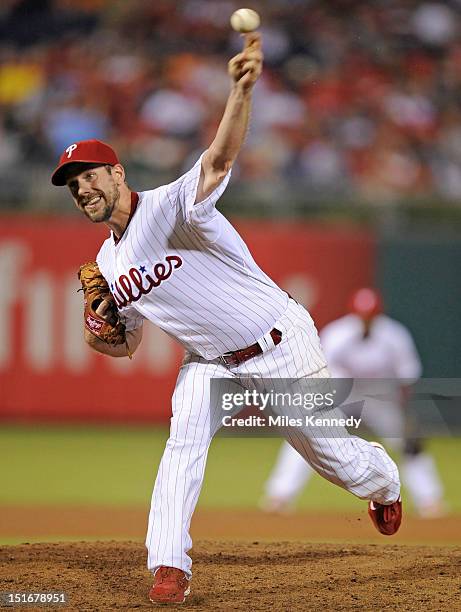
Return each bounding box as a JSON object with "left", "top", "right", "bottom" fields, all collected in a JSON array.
[{"left": 97, "top": 154, "right": 289, "bottom": 359}]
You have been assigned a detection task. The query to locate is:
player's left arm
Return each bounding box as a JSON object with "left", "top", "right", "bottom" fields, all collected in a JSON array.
[
  {"left": 392, "top": 323, "right": 423, "bottom": 381},
  {"left": 84, "top": 324, "right": 143, "bottom": 357},
  {"left": 83, "top": 298, "right": 144, "bottom": 358},
  {"left": 195, "top": 32, "right": 263, "bottom": 203},
  {"left": 391, "top": 322, "right": 423, "bottom": 406}
]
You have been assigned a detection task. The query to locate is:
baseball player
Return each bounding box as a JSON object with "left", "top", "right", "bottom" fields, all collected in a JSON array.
[
  {"left": 262, "top": 288, "right": 446, "bottom": 518},
  {"left": 51, "top": 35, "right": 402, "bottom": 605}
]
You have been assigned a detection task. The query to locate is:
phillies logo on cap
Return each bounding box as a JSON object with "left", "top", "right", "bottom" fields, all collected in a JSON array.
[
  {"left": 66, "top": 144, "right": 78, "bottom": 158},
  {"left": 51, "top": 139, "right": 120, "bottom": 185}
]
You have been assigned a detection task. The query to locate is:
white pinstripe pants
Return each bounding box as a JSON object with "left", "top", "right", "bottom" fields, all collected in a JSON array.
[{"left": 145, "top": 300, "right": 400, "bottom": 576}]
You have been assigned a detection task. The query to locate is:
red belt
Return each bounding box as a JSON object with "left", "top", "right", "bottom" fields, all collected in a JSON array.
[{"left": 219, "top": 328, "right": 282, "bottom": 367}]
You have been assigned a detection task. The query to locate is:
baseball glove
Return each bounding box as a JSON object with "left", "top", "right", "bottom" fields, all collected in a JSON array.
[{"left": 78, "top": 261, "right": 130, "bottom": 354}]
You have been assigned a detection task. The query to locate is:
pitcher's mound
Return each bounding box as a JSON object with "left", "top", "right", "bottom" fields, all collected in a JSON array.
[{"left": 0, "top": 540, "right": 459, "bottom": 610}]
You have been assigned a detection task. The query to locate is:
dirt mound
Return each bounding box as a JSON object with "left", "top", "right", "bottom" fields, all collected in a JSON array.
[
  {"left": 0, "top": 541, "right": 459, "bottom": 611},
  {"left": 1, "top": 506, "right": 459, "bottom": 544}
]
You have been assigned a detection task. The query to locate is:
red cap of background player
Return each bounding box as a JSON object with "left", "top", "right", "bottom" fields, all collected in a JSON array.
[
  {"left": 348, "top": 288, "right": 383, "bottom": 319},
  {"left": 51, "top": 139, "right": 120, "bottom": 186}
]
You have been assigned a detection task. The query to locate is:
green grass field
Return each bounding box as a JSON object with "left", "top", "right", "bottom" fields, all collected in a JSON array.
[{"left": 0, "top": 425, "right": 459, "bottom": 514}]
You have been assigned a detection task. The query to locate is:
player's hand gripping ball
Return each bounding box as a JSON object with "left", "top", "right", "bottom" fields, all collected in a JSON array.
[
  {"left": 230, "top": 8, "right": 260, "bottom": 33},
  {"left": 78, "top": 261, "right": 127, "bottom": 348},
  {"left": 228, "top": 29, "right": 263, "bottom": 92}
]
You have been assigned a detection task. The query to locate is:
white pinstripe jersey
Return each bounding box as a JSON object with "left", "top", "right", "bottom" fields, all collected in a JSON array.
[
  {"left": 320, "top": 314, "right": 422, "bottom": 379},
  {"left": 96, "top": 154, "right": 289, "bottom": 359}
]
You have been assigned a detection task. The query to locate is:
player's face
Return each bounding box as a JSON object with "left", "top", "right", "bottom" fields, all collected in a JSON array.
[{"left": 67, "top": 166, "right": 120, "bottom": 223}]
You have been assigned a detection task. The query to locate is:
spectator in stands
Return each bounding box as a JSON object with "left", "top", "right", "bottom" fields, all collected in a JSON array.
[{"left": 1, "top": 0, "right": 461, "bottom": 209}]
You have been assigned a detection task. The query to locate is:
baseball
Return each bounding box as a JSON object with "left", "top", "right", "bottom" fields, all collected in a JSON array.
[{"left": 230, "top": 8, "right": 261, "bottom": 33}]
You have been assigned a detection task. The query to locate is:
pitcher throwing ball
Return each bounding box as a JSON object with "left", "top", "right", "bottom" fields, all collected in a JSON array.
[{"left": 51, "top": 33, "right": 401, "bottom": 605}]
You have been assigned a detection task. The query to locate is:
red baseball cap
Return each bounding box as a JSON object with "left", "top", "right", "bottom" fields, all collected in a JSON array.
[
  {"left": 348, "top": 287, "right": 383, "bottom": 319},
  {"left": 51, "top": 139, "right": 120, "bottom": 186}
]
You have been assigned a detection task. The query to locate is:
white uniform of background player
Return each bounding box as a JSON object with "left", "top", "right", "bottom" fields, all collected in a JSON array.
[
  {"left": 51, "top": 34, "right": 402, "bottom": 602},
  {"left": 263, "top": 288, "right": 445, "bottom": 518}
]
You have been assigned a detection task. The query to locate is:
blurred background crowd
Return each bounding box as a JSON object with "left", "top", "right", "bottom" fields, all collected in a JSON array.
[{"left": 1, "top": 0, "right": 461, "bottom": 212}]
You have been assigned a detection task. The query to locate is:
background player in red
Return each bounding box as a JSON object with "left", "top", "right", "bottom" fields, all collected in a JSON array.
[{"left": 262, "top": 288, "right": 446, "bottom": 518}]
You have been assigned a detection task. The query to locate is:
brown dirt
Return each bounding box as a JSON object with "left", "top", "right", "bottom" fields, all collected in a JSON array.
[
  {"left": 1, "top": 507, "right": 461, "bottom": 611},
  {"left": 0, "top": 540, "right": 460, "bottom": 611},
  {"left": 0, "top": 506, "right": 459, "bottom": 544}
]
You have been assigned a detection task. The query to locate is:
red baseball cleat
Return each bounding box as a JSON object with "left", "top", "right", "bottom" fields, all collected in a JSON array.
[
  {"left": 368, "top": 496, "right": 402, "bottom": 535},
  {"left": 149, "top": 566, "right": 191, "bottom": 604}
]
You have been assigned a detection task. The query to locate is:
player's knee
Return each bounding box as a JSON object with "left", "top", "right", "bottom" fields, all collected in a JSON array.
[{"left": 165, "top": 435, "right": 211, "bottom": 453}]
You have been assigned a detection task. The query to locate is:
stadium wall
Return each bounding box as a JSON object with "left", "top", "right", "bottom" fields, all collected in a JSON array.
[
  {"left": 0, "top": 218, "right": 374, "bottom": 422},
  {"left": 378, "top": 234, "right": 461, "bottom": 377}
]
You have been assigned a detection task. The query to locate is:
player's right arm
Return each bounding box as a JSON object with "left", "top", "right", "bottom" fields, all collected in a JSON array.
[
  {"left": 196, "top": 32, "right": 262, "bottom": 203},
  {"left": 165, "top": 37, "right": 262, "bottom": 232}
]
